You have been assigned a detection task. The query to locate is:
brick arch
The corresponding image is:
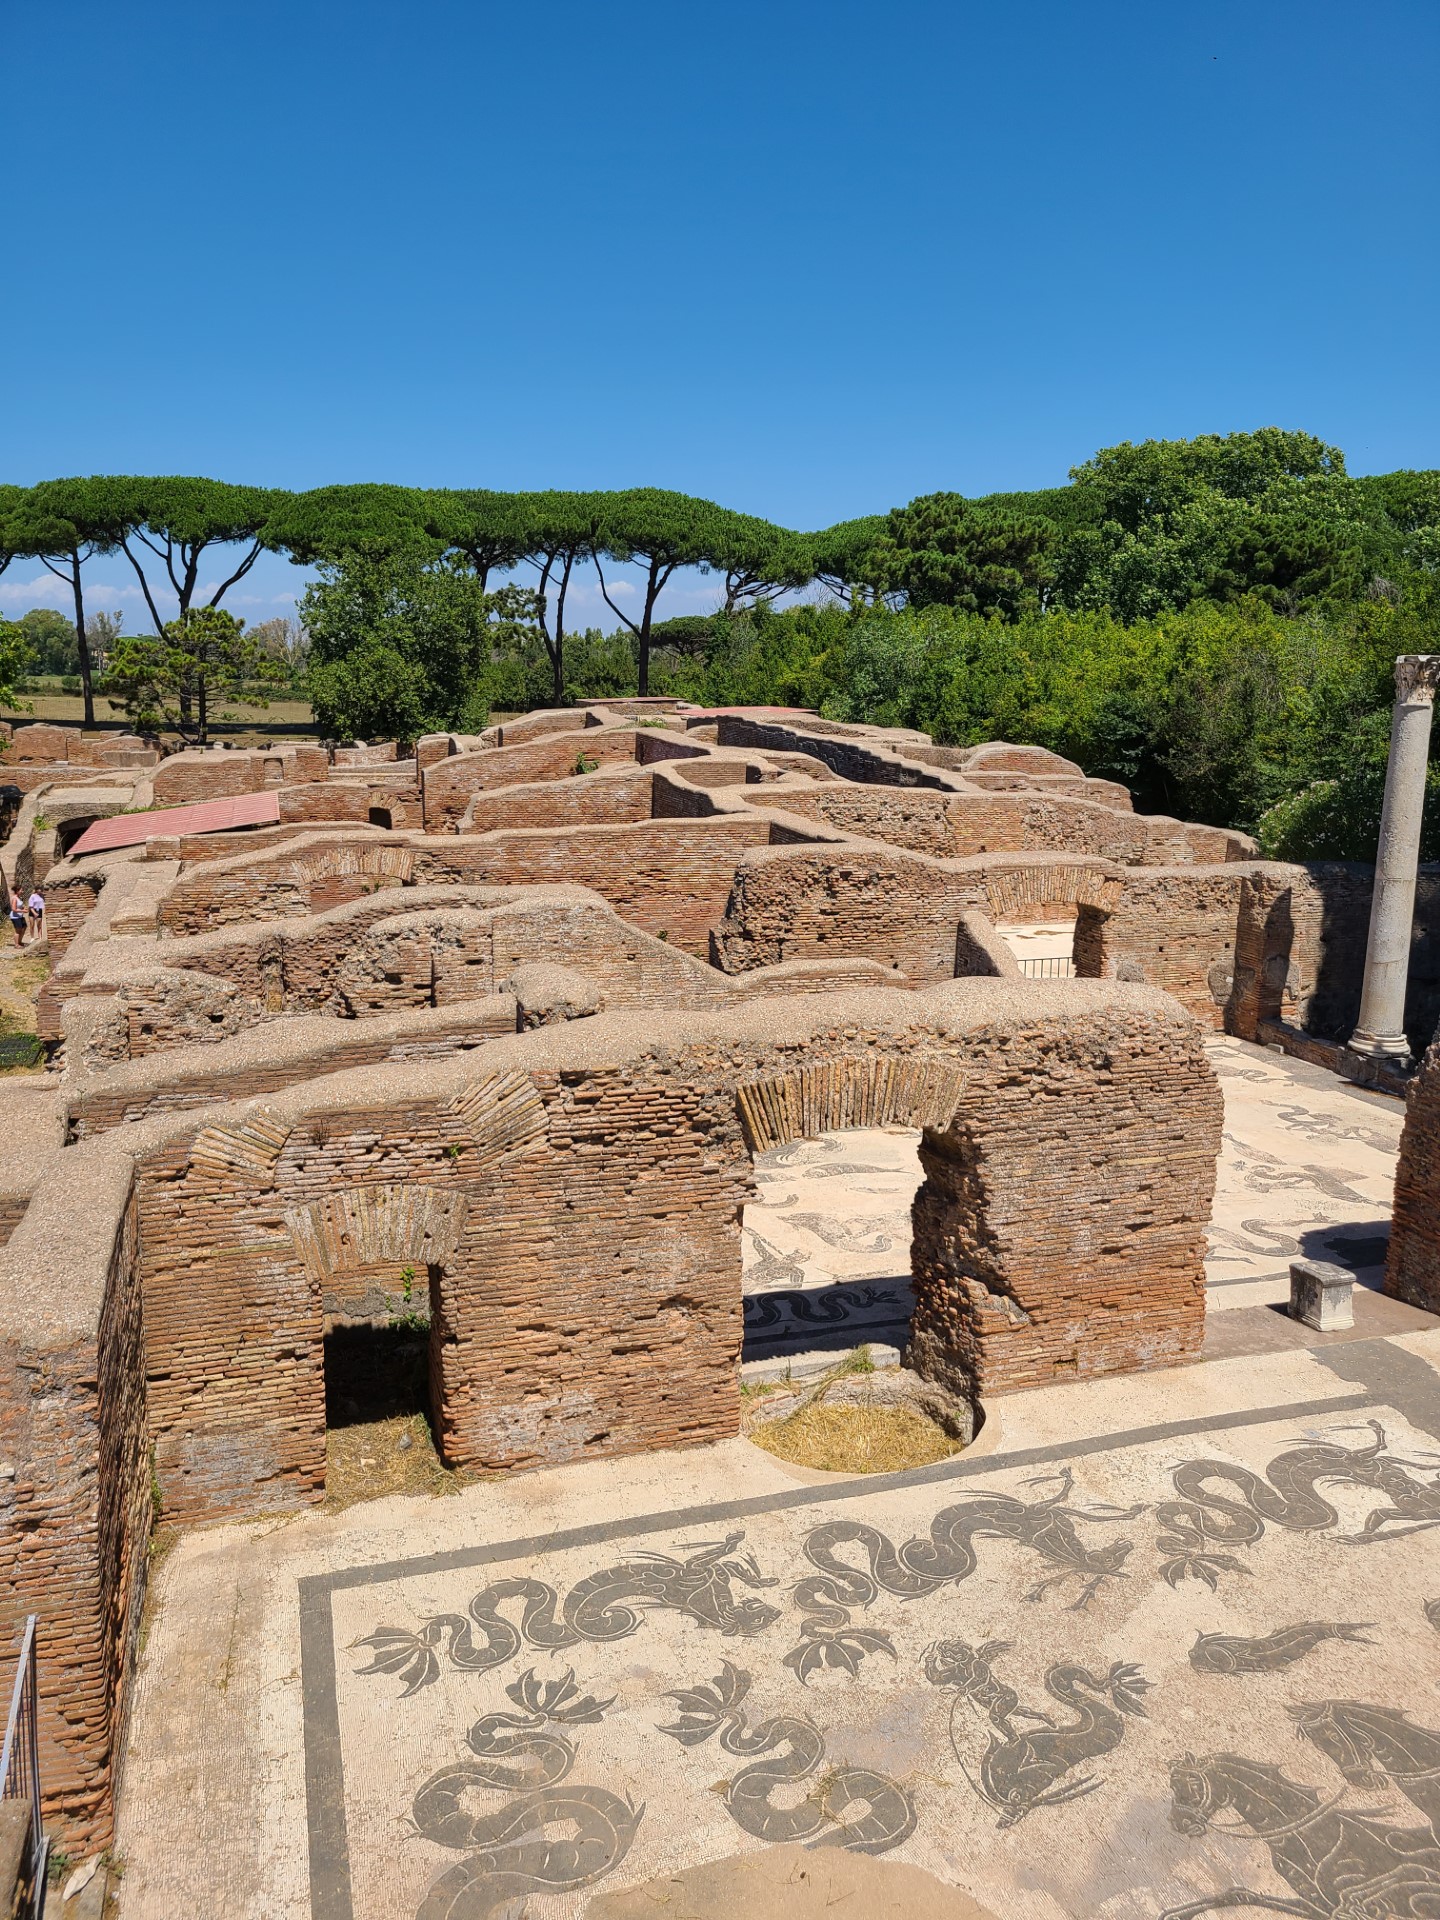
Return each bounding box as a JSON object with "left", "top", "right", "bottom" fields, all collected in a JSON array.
[
  {"left": 983, "top": 863, "right": 1120, "bottom": 923},
  {"left": 294, "top": 843, "right": 416, "bottom": 887},
  {"left": 285, "top": 1182, "right": 469, "bottom": 1282},
  {"left": 735, "top": 1053, "right": 966, "bottom": 1152}
]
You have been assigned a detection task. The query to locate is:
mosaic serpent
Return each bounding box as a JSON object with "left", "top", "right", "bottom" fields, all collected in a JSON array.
[
  {"left": 793, "top": 1468, "right": 1142, "bottom": 1626},
  {"left": 924, "top": 1638, "right": 1150, "bottom": 1828},
  {"left": 410, "top": 1669, "right": 642, "bottom": 1920},
  {"left": 1162, "top": 1747, "right": 1440, "bottom": 1919},
  {"left": 742, "top": 1283, "right": 899, "bottom": 1327},
  {"left": 352, "top": 1532, "right": 781, "bottom": 1696},
  {"left": 1157, "top": 1420, "right": 1440, "bottom": 1587},
  {"left": 658, "top": 1659, "right": 916, "bottom": 1854}
]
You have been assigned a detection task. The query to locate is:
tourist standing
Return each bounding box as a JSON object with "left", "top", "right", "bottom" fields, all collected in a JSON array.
[
  {"left": 8, "top": 893, "right": 27, "bottom": 948},
  {"left": 26, "top": 890, "right": 44, "bottom": 941}
]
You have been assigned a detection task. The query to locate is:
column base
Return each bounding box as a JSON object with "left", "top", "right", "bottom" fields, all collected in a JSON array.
[{"left": 1346, "top": 1026, "right": 1414, "bottom": 1070}]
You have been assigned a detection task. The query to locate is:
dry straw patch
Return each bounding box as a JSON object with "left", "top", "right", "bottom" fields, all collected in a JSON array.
[{"left": 745, "top": 1351, "right": 966, "bottom": 1475}]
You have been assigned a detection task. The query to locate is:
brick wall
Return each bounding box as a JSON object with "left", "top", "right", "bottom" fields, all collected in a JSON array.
[
  {"left": 1388, "top": 1037, "right": 1440, "bottom": 1312},
  {"left": 423, "top": 727, "right": 645, "bottom": 828},
  {"left": 156, "top": 820, "right": 785, "bottom": 957}
]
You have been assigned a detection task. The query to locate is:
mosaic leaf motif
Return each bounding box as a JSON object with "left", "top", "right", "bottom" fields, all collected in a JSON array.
[
  {"left": 1155, "top": 1421, "right": 1440, "bottom": 1588},
  {"left": 1161, "top": 1745, "right": 1440, "bottom": 1920},
  {"left": 1189, "top": 1623, "right": 1376, "bottom": 1675},
  {"left": 781, "top": 1621, "right": 897, "bottom": 1685},
  {"left": 924, "top": 1638, "right": 1149, "bottom": 1829},
  {"left": 352, "top": 1533, "right": 781, "bottom": 1697},
  {"left": 657, "top": 1660, "right": 916, "bottom": 1854},
  {"left": 410, "top": 1666, "right": 642, "bottom": 1920}
]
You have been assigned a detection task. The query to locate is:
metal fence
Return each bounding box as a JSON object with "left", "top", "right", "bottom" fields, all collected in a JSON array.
[
  {"left": 1017, "top": 955, "right": 1075, "bottom": 979},
  {"left": 1, "top": 1617, "right": 47, "bottom": 1919}
]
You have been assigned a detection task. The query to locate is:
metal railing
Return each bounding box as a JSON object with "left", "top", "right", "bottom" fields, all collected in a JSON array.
[
  {"left": 1017, "top": 955, "right": 1075, "bottom": 979},
  {"left": 1, "top": 1617, "right": 47, "bottom": 1919}
]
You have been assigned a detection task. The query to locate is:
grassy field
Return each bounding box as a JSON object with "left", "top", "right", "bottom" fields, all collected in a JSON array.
[{"left": 2, "top": 690, "right": 315, "bottom": 730}]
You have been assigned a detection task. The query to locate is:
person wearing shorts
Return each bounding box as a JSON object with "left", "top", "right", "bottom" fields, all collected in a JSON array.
[
  {"left": 26, "top": 891, "right": 43, "bottom": 940},
  {"left": 8, "top": 894, "right": 26, "bottom": 948}
]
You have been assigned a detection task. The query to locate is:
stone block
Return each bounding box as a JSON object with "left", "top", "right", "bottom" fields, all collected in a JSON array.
[{"left": 1289, "top": 1258, "right": 1354, "bottom": 1331}]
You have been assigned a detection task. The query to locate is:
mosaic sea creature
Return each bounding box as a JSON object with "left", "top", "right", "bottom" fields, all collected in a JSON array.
[
  {"left": 924, "top": 1639, "right": 1149, "bottom": 1828},
  {"left": 743, "top": 1284, "right": 899, "bottom": 1328},
  {"left": 1188, "top": 1622, "right": 1376, "bottom": 1675},
  {"left": 1290, "top": 1698, "right": 1440, "bottom": 1842},
  {"left": 1156, "top": 1421, "right": 1440, "bottom": 1588},
  {"left": 410, "top": 1668, "right": 642, "bottom": 1920},
  {"left": 352, "top": 1532, "right": 781, "bottom": 1696},
  {"left": 1161, "top": 1748, "right": 1440, "bottom": 1919},
  {"left": 794, "top": 1467, "right": 1140, "bottom": 1626},
  {"left": 659, "top": 1660, "right": 915, "bottom": 1854}
]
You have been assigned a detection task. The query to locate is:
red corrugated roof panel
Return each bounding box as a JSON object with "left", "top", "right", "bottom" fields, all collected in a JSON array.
[{"left": 69, "top": 791, "right": 281, "bottom": 855}]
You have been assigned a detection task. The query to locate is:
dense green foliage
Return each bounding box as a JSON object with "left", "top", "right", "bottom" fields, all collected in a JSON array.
[
  {"left": 301, "top": 558, "right": 543, "bottom": 738},
  {"left": 1, "top": 432, "right": 1436, "bottom": 854}
]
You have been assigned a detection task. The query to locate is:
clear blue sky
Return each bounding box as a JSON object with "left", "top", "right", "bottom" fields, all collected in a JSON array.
[{"left": 5, "top": 0, "right": 1437, "bottom": 624}]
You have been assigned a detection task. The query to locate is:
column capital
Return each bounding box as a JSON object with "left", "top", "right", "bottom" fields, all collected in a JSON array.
[{"left": 1394, "top": 655, "right": 1440, "bottom": 703}]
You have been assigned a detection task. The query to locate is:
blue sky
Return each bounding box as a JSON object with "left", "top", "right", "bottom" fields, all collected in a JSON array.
[{"left": 5, "top": 0, "right": 1437, "bottom": 626}]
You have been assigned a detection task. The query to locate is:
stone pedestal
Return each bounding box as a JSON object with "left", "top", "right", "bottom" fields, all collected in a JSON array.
[
  {"left": 1348, "top": 655, "right": 1440, "bottom": 1069},
  {"left": 1289, "top": 1258, "right": 1354, "bottom": 1332}
]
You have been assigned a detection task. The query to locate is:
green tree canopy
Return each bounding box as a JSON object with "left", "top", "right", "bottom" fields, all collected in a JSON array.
[
  {"left": 870, "top": 493, "right": 1054, "bottom": 618},
  {"left": 301, "top": 548, "right": 542, "bottom": 740},
  {"left": 592, "top": 488, "right": 720, "bottom": 696}
]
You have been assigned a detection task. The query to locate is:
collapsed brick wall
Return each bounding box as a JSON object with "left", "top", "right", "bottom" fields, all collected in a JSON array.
[
  {"left": 1388, "top": 1037, "right": 1440, "bottom": 1313},
  {"left": 95, "top": 894, "right": 732, "bottom": 1054}
]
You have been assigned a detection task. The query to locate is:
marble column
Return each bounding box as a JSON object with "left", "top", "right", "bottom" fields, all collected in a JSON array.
[{"left": 1348, "top": 654, "right": 1440, "bottom": 1067}]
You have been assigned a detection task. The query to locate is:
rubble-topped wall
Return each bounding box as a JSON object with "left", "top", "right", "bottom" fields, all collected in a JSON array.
[
  {"left": 763, "top": 783, "right": 1249, "bottom": 865},
  {"left": 151, "top": 816, "right": 812, "bottom": 954}
]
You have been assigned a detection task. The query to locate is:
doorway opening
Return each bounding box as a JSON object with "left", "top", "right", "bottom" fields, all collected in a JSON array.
[
  {"left": 741, "top": 1124, "right": 923, "bottom": 1381},
  {"left": 368, "top": 806, "right": 393, "bottom": 828},
  {"left": 321, "top": 1259, "right": 453, "bottom": 1505},
  {"left": 995, "top": 913, "right": 1077, "bottom": 978}
]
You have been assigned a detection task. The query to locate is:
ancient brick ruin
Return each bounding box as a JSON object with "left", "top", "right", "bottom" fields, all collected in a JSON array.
[{"left": 2, "top": 698, "right": 1439, "bottom": 1849}]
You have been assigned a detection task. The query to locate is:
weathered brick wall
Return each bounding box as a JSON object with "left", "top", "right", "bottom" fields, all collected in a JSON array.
[
  {"left": 1228, "top": 863, "right": 1440, "bottom": 1051},
  {"left": 715, "top": 716, "right": 953, "bottom": 789},
  {"left": 156, "top": 820, "right": 786, "bottom": 956},
  {"left": 423, "top": 727, "right": 645, "bottom": 828},
  {"left": 458, "top": 764, "right": 656, "bottom": 834},
  {"left": 0, "top": 1163, "right": 146, "bottom": 1852},
  {"left": 0, "top": 980, "right": 1218, "bottom": 1844},
  {"left": 712, "top": 844, "right": 1118, "bottom": 985},
  {"left": 1388, "top": 1037, "right": 1440, "bottom": 1312},
  {"left": 768, "top": 784, "right": 1246, "bottom": 865},
  {"left": 276, "top": 782, "right": 422, "bottom": 830},
  {"left": 67, "top": 1002, "right": 522, "bottom": 1133},
  {"left": 151, "top": 745, "right": 329, "bottom": 807},
  {"left": 1078, "top": 868, "right": 1247, "bottom": 1029}
]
